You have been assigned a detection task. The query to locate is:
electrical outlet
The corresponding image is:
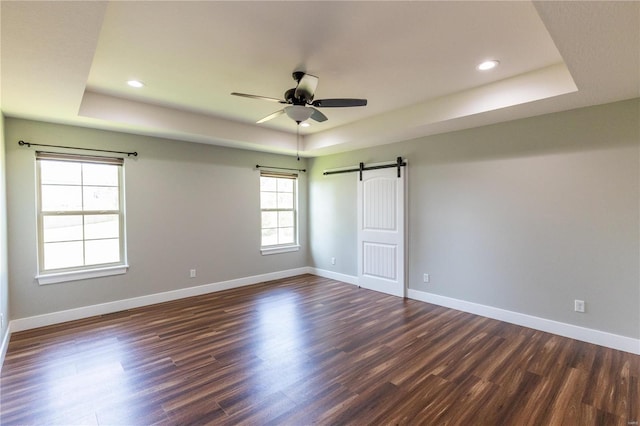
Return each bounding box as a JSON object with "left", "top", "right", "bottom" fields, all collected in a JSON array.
[
  {"left": 574, "top": 299, "right": 585, "bottom": 313},
  {"left": 190, "top": 269, "right": 197, "bottom": 278},
  {"left": 423, "top": 273, "right": 430, "bottom": 283},
  {"left": 331, "top": 257, "right": 336, "bottom": 265}
]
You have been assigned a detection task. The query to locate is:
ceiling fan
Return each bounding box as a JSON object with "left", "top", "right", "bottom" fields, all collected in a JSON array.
[{"left": 231, "top": 71, "right": 367, "bottom": 125}]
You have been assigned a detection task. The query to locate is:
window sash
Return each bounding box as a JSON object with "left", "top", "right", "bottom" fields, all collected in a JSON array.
[
  {"left": 259, "top": 171, "right": 297, "bottom": 179},
  {"left": 36, "top": 151, "right": 124, "bottom": 165},
  {"left": 36, "top": 153, "right": 126, "bottom": 274},
  {"left": 260, "top": 172, "right": 298, "bottom": 248}
]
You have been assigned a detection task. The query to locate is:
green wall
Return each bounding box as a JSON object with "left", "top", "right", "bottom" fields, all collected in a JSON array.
[
  {"left": 0, "top": 113, "right": 8, "bottom": 345},
  {"left": 4, "top": 98, "right": 639, "bottom": 342},
  {"left": 308, "top": 99, "right": 640, "bottom": 339},
  {"left": 5, "top": 119, "right": 309, "bottom": 319}
]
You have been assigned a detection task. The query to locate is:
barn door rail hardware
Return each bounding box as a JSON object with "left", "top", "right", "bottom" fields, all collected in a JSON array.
[{"left": 323, "top": 157, "right": 406, "bottom": 180}]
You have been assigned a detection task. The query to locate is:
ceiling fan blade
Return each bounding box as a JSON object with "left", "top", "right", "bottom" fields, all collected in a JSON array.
[
  {"left": 231, "top": 92, "right": 285, "bottom": 103},
  {"left": 256, "top": 109, "right": 285, "bottom": 124},
  {"left": 312, "top": 98, "right": 368, "bottom": 108},
  {"left": 309, "top": 107, "right": 328, "bottom": 122},
  {"left": 295, "top": 74, "right": 319, "bottom": 102}
]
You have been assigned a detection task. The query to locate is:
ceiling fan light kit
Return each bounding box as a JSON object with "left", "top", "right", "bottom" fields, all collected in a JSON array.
[
  {"left": 284, "top": 105, "right": 313, "bottom": 122},
  {"left": 232, "top": 71, "right": 368, "bottom": 125}
]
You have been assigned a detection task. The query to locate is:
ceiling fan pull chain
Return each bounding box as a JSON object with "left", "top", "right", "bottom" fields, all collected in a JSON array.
[{"left": 296, "top": 121, "right": 300, "bottom": 161}]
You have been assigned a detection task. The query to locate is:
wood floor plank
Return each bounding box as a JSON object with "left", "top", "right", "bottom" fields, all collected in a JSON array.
[{"left": 1, "top": 274, "right": 638, "bottom": 425}]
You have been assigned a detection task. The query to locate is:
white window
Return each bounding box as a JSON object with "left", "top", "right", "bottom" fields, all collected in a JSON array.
[
  {"left": 36, "top": 152, "right": 128, "bottom": 284},
  {"left": 260, "top": 172, "right": 299, "bottom": 254}
]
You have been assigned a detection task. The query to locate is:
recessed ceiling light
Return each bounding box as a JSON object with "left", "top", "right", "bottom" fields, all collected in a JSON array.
[
  {"left": 300, "top": 122, "right": 310, "bottom": 128},
  {"left": 127, "top": 80, "right": 144, "bottom": 88},
  {"left": 477, "top": 60, "right": 500, "bottom": 71}
]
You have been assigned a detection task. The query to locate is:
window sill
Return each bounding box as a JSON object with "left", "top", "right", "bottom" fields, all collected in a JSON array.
[
  {"left": 260, "top": 245, "right": 300, "bottom": 256},
  {"left": 36, "top": 265, "right": 129, "bottom": 285}
]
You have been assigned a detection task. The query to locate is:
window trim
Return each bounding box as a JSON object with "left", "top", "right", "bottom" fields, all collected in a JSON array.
[
  {"left": 35, "top": 151, "right": 128, "bottom": 284},
  {"left": 36, "top": 264, "right": 129, "bottom": 285},
  {"left": 259, "top": 171, "right": 299, "bottom": 254},
  {"left": 260, "top": 245, "right": 300, "bottom": 256}
]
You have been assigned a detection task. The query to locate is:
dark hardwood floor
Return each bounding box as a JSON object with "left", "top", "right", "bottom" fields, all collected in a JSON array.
[{"left": 1, "top": 274, "right": 638, "bottom": 425}]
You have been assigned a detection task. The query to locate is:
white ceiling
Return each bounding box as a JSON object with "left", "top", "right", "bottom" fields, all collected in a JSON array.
[{"left": 1, "top": 1, "right": 638, "bottom": 157}]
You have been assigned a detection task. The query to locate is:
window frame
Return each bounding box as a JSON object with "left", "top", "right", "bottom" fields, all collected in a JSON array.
[
  {"left": 259, "top": 171, "right": 300, "bottom": 255},
  {"left": 35, "top": 152, "right": 129, "bottom": 285}
]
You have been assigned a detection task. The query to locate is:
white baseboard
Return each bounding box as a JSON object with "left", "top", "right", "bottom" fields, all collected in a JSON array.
[
  {"left": 4, "top": 271, "right": 637, "bottom": 360},
  {"left": 297, "top": 272, "right": 639, "bottom": 355},
  {"left": 309, "top": 268, "right": 359, "bottom": 285},
  {"left": 0, "top": 324, "right": 10, "bottom": 374},
  {"left": 9, "top": 267, "right": 311, "bottom": 333},
  {"left": 408, "top": 289, "right": 640, "bottom": 355}
]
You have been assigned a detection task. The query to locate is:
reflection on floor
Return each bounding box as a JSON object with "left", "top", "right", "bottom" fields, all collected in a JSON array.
[{"left": 1, "top": 274, "right": 638, "bottom": 425}]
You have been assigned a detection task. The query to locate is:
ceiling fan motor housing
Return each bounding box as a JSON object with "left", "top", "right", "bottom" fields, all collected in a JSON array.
[
  {"left": 284, "top": 88, "right": 309, "bottom": 105},
  {"left": 292, "top": 71, "right": 306, "bottom": 82}
]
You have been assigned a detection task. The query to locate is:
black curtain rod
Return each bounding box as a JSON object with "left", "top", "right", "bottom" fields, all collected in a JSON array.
[
  {"left": 323, "top": 157, "right": 406, "bottom": 180},
  {"left": 19, "top": 140, "right": 138, "bottom": 157},
  {"left": 256, "top": 164, "right": 306, "bottom": 173}
]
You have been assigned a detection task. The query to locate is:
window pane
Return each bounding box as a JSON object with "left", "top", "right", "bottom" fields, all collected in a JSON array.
[
  {"left": 38, "top": 155, "right": 126, "bottom": 273},
  {"left": 278, "top": 211, "right": 294, "bottom": 228},
  {"left": 85, "top": 239, "right": 120, "bottom": 265},
  {"left": 260, "top": 192, "right": 277, "bottom": 209},
  {"left": 260, "top": 177, "right": 277, "bottom": 191},
  {"left": 44, "top": 241, "right": 83, "bottom": 270},
  {"left": 41, "top": 185, "right": 82, "bottom": 211},
  {"left": 40, "top": 161, "right": 81, "bottom": 185},
  {"left": 83, "top": 163, "right": 118, "bottom": 186},
  {"left": 277, "top": 193, "right": 293, "bottom": 209},
  {"left": 260, "top": 174, "right": 297, "bottom": 248},
  {"left": 85, "top": 215, "right": 119, "bottom": 240},
  {"left": 261, "top": 228, "right": 278, "bottom": 246},
  {"left": 83, "top": 186, "right": 119, "bottom": 211},
  {"left": 43, "top": 215, "right": 83, "bottom": 243},
  {"left": 278, "top": 227, "right": 294, "bottom": 245},
  {"left": 261, "top": 211, "right": 277, "bottom": 229},
  {"left": 277, "top": 178, "right": 293, "bottom": 192}
]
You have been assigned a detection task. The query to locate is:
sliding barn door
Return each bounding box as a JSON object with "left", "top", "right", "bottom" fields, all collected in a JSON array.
[{"left": 357, "top": 167, "right": 405, "bottom": 297}]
